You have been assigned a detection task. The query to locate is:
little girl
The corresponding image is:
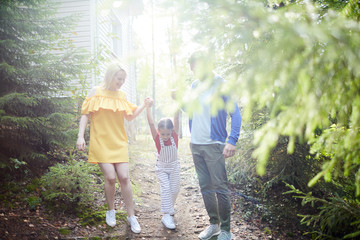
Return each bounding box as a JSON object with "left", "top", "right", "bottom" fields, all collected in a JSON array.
[{"left": 145, "top": 99, "right": 180, "bottom": 229}]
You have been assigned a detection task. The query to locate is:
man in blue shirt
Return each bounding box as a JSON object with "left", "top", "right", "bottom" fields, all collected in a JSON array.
[{"left": 188, "top": 51, "right": 241, "bottom": 240}]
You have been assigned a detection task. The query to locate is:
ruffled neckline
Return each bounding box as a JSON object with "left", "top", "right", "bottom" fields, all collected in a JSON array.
[{"left": 81, "top": 87, "right": 137, "bottom": 115}]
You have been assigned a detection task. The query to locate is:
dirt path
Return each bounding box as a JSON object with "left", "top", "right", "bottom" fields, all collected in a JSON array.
[
  {"left": 127, "top": 135, "right": 206, "bottom": 240},
  {"left": 124, "top": 135, "right": 273, "bottom": 240}
]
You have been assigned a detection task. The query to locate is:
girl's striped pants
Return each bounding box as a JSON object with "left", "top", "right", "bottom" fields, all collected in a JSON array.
[{"left": 155, "top": 160, "right": 180, "bottom": 214}]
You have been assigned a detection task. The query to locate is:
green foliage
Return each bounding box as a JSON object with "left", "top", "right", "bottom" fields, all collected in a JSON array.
[
  {"left": 0, "top": 0, "right": 93, "bottom": 179},
  {"left": 285, "top": 183, "right": 360, "bottom": 239},
  {"left": 4, "top": 157, "right": 28, "bottom": 172},
  {"left": 264, "top": 227, "right": 272, "bottom": 235},
  {"left": 0, "top": 181, "right": 25, "bottom": 209},
  {"left": 77, "top": 207, "right": 127, "bottom": 226},
  {"left": 177, "top": 0, "right": 360, "bottom": 196},
  {"left": 227, "top": 109, "right": 317, "bottom": 194},
  {"left": 341, "top": 0, "right": 360, "bottom": 21},
  {"left": 262, "top": 141, "right": 316, "bottom": 193},
  {"left": 0, "top": 178, "right": 44, "bottom": 212},
  {"left": 58, "top": 228, "right": 72, "bottom": 235},
  {"left": 226, "top": 107, "right": 269, "bottom": 186},
  {"left": 40, "top": 159, "right": 101, "bottom": 212},
  {"left": 226, "top": 117, "right": 257, "bottom": 186},
  {"left": 174, "top": 1, "right": 360, "bottom": 237},
  {"left": 26, "top": 196, "right": 42, "bottom": 211}
]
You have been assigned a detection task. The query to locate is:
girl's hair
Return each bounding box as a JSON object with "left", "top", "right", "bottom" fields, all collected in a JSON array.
[
  {"left": 158, "top": 118, "right": 174, "bottom": 130},
  {"left": 102, "top": 62, "right": 128, "bottom": 90}
]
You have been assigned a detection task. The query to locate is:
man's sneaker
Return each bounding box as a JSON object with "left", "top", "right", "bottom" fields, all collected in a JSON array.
[
  {"left": 161, "top": 214, "right": 176, "bottom": 229},
  {"left": 198, "top": 224, "right": 221, "bottom": 240},
  {"left": 105, "top": 209, "right": 116, "bottom": 227},
  {"left": 127, "top": 215, "right": 141, "bottom": 233},
  {"left": 217, "top": 230, "right": 233, "bottom": 240}
]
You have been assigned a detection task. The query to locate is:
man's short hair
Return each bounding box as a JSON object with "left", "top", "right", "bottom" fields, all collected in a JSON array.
[{"left": 188, "top": 50, "right": 209, "bottom": 65}]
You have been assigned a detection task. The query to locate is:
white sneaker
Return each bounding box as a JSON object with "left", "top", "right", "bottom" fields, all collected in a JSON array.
[
  {"left": 105, "top": 209, "right": 116, "bottom": 227},
  {"left": 127, "top": 215, "right": 141, "bottom": 233},
  {"left": 198, "top": 224, "right": 221, "bottom": 240},
  {"left": 217, "top": 230, "right": 233, "bottom": 240},
  {"left": 161, "top": 214, "right": 176, "bottom": 229}
]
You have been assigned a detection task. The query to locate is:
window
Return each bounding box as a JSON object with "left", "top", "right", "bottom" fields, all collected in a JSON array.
[{"left": 112, "top": 16, "right": 122, "bottom": 57}]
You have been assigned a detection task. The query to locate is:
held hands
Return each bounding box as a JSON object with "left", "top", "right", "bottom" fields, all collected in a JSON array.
[
  {"left": 76, "top": 137, "right": 86, "bottom": 151},
  {"left": 223, "top": 143, "right": 236, "bottom": 158},
  {"left": 145, "top": 97, "right": 154, "bottom": 108}
]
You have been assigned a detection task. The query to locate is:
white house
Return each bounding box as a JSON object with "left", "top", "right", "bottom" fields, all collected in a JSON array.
[{"left": 54, "top": 0, "right": 143, "bottom": 104}]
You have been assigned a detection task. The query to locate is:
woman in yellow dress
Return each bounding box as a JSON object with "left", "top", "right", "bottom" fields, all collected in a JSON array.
[{"left": 76, "top": 63, "right": 148, "bottom": 233}]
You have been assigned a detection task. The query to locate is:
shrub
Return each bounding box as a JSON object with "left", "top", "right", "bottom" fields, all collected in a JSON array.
[
  {"left": 285, "top": 183, "right": 360, "bottom": 239},
  {"left": 26, "top": 196, "right": 42, "bottom": 211},
  {"left": 40, "top": 159, "right": 101, "bottom": 212}
]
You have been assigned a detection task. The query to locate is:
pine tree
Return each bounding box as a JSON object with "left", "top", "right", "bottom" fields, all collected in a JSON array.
[{"left": 0, "top": 0, "right": 90, "bottom": 178}]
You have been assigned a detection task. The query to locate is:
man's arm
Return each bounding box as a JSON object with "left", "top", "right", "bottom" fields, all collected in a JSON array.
[
  {"left": 171, "top": 90, "right": 180, "bottom": 135},
  {"left": 173, "top": 110, "right": 180, "bottom": 135},
  {"left": 223, "top": 102, "right": 241, "bottom": 158},
  {"left": 227, "top": 103, "right": 241, "bottom": 146}
]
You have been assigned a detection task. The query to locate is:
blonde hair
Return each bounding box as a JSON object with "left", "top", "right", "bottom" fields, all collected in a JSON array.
[{"left": 102, "top": 62, "right": 128, "bottom": 90}]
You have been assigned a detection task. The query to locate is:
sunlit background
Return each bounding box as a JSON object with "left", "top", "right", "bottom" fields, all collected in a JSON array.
[{"left": 99, "top": 0, "right": 198, "bottom": 120}]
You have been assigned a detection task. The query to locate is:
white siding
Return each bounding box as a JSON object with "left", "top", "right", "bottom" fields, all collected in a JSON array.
[
  {"left": 95, "top": 6, "right": 136, "bottom": 104},
  {"left": 55, "top": 0, "right": 92, "bottom": 52},
  {"left": 54, "top": 0, "right": 137, "bottom": 104}
]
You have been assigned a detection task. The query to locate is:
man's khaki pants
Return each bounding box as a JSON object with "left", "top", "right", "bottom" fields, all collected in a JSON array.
[{"left": 190, "top": 143, "right": 231, "bottom": 232}]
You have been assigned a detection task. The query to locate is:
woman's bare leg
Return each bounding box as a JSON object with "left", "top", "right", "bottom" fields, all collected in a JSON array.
[
  {"left": 98, "top": 163, "right": 117, "bottom": 210},
  {"left": 114, "top": 163, "right": 135, "bottom": 216}
]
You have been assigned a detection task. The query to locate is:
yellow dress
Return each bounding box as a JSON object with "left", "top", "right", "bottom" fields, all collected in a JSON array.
[{"left": 81, "top": 87, "right": 137, "bottom": 164}]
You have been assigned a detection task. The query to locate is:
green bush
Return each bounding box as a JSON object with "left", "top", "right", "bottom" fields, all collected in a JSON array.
[
  {"left": 26, "top": 196, "right": 42, "bottom": 211},
  {"left": 285, "top": 183, "right": 360, "bottom": 239},
  {"left": 40, "top": 159, "right": 101, "bottom": 212}
]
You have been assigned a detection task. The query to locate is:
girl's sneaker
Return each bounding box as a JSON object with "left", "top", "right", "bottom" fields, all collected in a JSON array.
[
  {"left": 169, "top": 209, "right": 175, "bottom": 216},
  {"left": 105, "top": 209, "right": 116, "bottom": 227},
  {"left": 161, "top": 214, "right": 176, "bottom": 229},
  {"left": 127, "top": 215, "right": 141, "bottom": 233}
]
